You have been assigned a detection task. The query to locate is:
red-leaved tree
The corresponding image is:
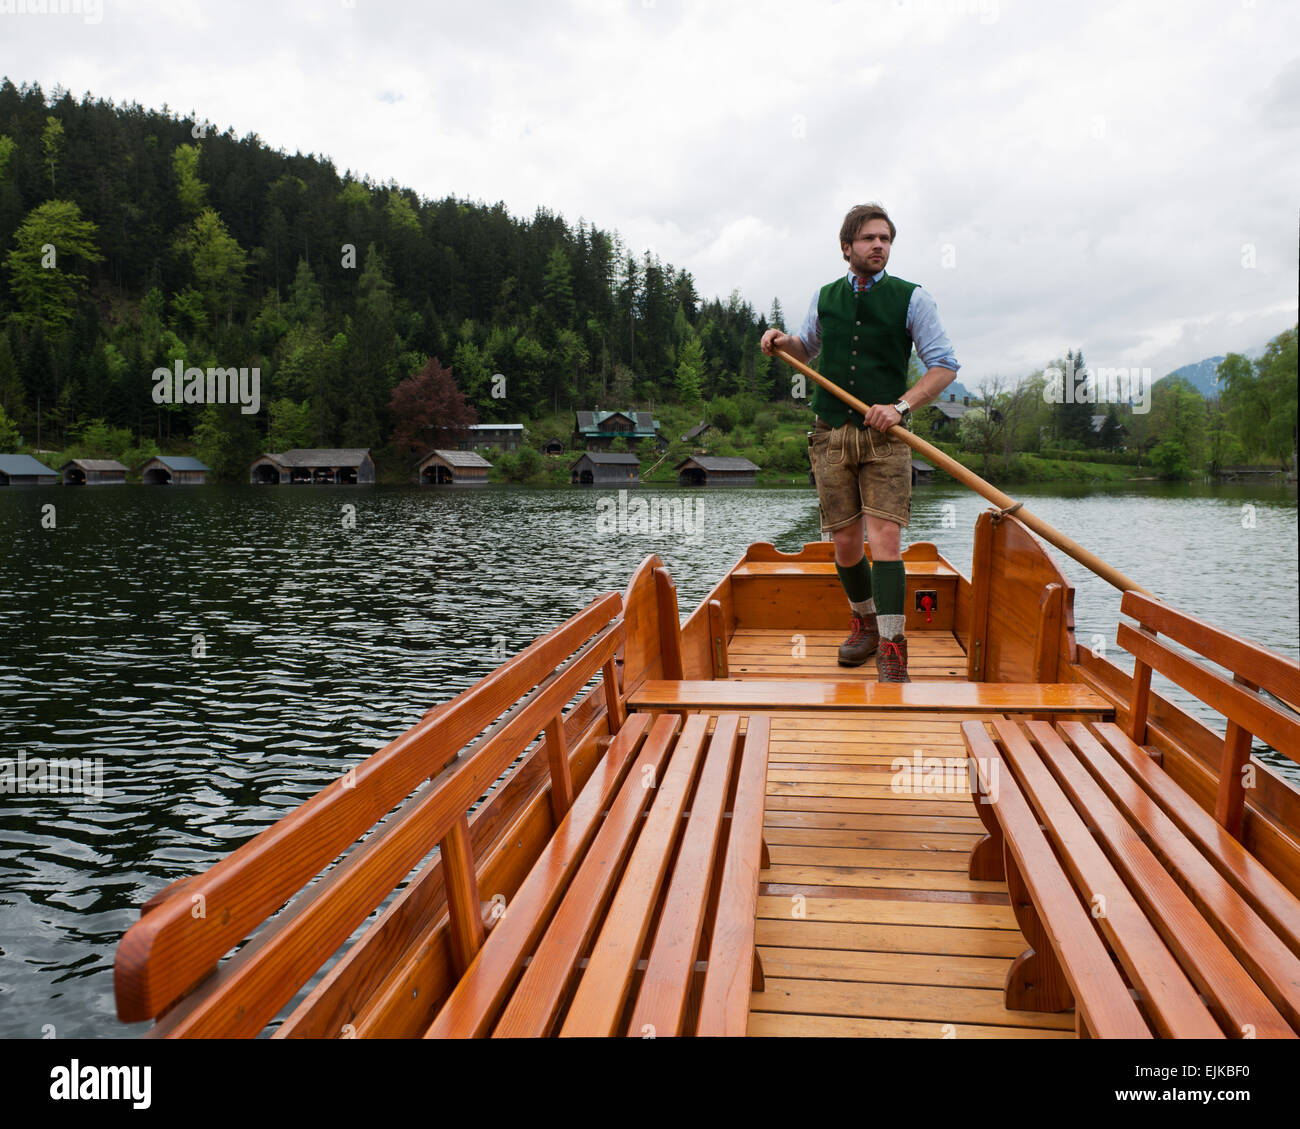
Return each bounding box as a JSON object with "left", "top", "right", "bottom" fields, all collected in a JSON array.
[{"left": 389, "top": 356, "right": 478, "bottom": 454}]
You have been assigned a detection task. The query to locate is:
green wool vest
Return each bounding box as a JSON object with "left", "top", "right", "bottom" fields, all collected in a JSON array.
[{"left": 810, "top": 272, "right": 918, "bottom": 427}]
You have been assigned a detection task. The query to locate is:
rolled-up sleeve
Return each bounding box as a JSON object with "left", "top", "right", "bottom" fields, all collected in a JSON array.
[
  {"left": 907, "top": 287, "right": 959, "bottom": 372},
  {"left": 795, "top": 292, "right": 822, "bottom": 360}
]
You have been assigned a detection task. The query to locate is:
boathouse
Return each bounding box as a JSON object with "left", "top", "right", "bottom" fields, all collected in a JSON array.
[
  {"left": 456, "top": 423, "right": 522, "bottom": 451},
  {"left": 675, "top": 455, "right": 759, "bottom": 486},
  {"left": 250, "top": 449, "right": 375, "bottom": 485},
  {"left": 571, "top": 451, "right": 640, "bottom": 486},
  {"left": 417, "top": 449, "right": 492, "bottom": 486},
  {"left": 0, "top": 454, "right": 58, "bottom": 485},
  {"left": 542, "top": 437, "right": 565, "bottom": 456},
  {"left": 138, "top": 455, "right": 210, "bottom": 485},
  {"left": 574, "top": 410, "right": 668, "bottom": 452},
  {"left": 60, "top": 458, "right": 127, "bottom": 486},
  {"left": 911, "top": 457, "right": 934, "bottom": 485}
]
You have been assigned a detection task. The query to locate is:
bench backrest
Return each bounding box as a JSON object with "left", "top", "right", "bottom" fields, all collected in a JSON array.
[
  {"left": 114, "top": 591, "right": 628, "bottom": 1033},
  {"left": 1117, "top": 591, "right": 1300, "bottom": 839}
]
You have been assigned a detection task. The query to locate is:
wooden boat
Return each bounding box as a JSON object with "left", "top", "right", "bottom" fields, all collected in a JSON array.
[{"left": 112, "top": 507, "right": 1300, "bottom": 1039}]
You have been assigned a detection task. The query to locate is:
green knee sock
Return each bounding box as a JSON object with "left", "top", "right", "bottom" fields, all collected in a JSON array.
[
  {"left": 872, "top": 560, "right": 906, "bottom": 639},
  {"left": 835, "top": 556, "right": 873, "bottom": 613}
]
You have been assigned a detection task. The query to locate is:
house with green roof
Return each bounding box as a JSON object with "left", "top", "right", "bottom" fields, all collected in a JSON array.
[{"left": 573, "top": 410, "right": 667, "bottom": 452}]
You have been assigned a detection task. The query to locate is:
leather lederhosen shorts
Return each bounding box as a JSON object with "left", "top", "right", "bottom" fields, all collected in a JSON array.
[{"left": 808, "top": 417, "right": 912, "bottom": 531}]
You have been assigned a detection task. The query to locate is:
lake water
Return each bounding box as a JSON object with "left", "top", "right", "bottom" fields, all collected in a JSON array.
[{"left": 1, "top": 478, "right": 1296, "bottom": 1038}]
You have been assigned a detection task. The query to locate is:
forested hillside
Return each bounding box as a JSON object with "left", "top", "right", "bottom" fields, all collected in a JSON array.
[
  {"left": 0, "top": 79, "right": 784, "bottom": 479},
  {"left": 0, "top": 79, "right": 1293, "bottom": 485}
]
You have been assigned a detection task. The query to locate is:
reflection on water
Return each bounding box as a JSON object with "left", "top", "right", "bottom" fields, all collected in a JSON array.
[{"left": 0, "top": 479, "right": 1295, "bottom": 1037}]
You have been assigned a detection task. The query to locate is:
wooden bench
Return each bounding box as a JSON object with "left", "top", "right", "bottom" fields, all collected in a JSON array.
[
  {"left": 629, "top": 678, "right": 1112, "bottom": 716},
  {"left": 114, "top": 588, "right": 771, "bottom": 1038},
  {"left": 961, "top": 592, "right": 1300, "bottom": 1038},
  {"left": 426, "top": 712, "right": 771, "bottom": 1037}
]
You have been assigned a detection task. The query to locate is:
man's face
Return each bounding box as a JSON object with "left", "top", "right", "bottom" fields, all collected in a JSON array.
[{"left": 841, "top": 218, "right": 893, "bottom": 276}]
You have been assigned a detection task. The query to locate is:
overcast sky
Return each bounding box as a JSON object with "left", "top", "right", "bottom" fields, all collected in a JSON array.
[{"left": 5, "top": 0, "right": 1297, "bottom": 389}]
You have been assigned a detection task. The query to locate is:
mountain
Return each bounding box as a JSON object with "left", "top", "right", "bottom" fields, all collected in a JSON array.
[
  {"left": 932, "top": 380, "right": 971, "bottom": 402},
  {"left": 1160, "top": 344, "right": 1265, "bottom": 397}
]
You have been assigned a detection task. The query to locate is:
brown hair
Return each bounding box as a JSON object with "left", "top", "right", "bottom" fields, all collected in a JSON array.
[{"left": 840, "top": 203, "right": 896, "bottom": 260}]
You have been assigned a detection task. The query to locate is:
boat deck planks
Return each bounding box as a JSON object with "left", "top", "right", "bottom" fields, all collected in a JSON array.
[
  {"left": 707, "top": 697, "right": 1078, "bottom": 1038},
  {"left": 728, "top": 627, "right": 967, "bottom": 681}
]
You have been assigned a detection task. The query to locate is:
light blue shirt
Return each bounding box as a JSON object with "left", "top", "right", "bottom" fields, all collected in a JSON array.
[{"left": 795, "top": 269, "right": 960, "bottom": 373}]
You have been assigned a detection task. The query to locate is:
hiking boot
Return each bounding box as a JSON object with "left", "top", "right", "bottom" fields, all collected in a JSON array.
[
  {"left": 837, "top": 611, "right": 879, "bottom": 666},
  {"left": 876, "top": 635, "right": 911, "bottom": 683}
]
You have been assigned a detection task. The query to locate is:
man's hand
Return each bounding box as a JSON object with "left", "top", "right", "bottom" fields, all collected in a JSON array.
[
  {"left": 760, "top": 328, "right": 794, "bottom": 356},
  {"left": 862, "top": 403, "right": 904, "bottom": 432}
]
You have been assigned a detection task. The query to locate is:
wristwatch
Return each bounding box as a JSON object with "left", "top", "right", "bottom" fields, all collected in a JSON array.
[{"left": 892, "top": 398, "right": 912, "bottom": 424}]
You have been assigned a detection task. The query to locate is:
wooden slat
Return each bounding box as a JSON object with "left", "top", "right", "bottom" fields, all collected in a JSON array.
[
  {"left": 160, "top": 626, "right": 622, "bottom": 1036},
  {"left": 984, "top": 719, "right": 1218, "bottom": 1037},
  {"left": 654, "top": 566, "right": 685, "bottom": 680},
  {"left": 707, "top": 599, "right": 729, "bottom": 678},
  {"left": 755, "top": 917, "right": 1026, "bottom": 958},
  {"left": 961, "top": 720, "right": 1156, "bottom": 1038},
  {"left": 758, "top": 946, "right": 1009, "bottom": 989},
  {"left": 750, "top": 977, "right": 1076, "bottom": 1030},
  {"left": 115, "top": 591, "right": 623, "bottom": 1023},
  {"left": 423, "top": 712, "right": 657, "bottom": 1038},
  {"left": 275, "top": 686, "right": 607, "bottom": 1038},
  {"left": 1056, "top": 721, "right": 1300, "bottom": 1013},
  {"left": 490, "top": 715, "right": 692, "bottom": 1037},
  {"left": 747, "top": 1012, "right": 1073, "bottom": 1038},
  {"left": 627, "top": 715, "right": 743, "bottom": 1037},
  {"left": 1121, "top": 590, "right": 1300, "bottom": 710},
  {"left": 697, "top": 715, "right": 771, "bottom": 1036},
  {"left": 630, "top": 679, "right": 1110, "bottom": 714},
  {"left": 441, "top": 816, "right": 485, "bottom": 977},
  {"left": 1082, "top": 720, "right": 1300, "bottom": 958},
  {"left": 966, "top": 512, "right": 994, "bottom": 680},
  {"left": 732, "top": 561, "right": 959, "bottom": 578},
  {"left": 754, "top": 894, "right": 1017, "bottom": 930},
  {"left": 1033, "top": 582, "right": 1064, "bottom": 683},
  {"left": 1024, "top": 720, "right": 1294, "bottom": 1036},
  {"left": 543, "top": 712, "right": 574, "bottom": 824},
  {"left": 558, "top": 715, "right": 713, "bottom": 1036},
  {"left": 1119, "top": 623, "right": 1300, "bottom": 760}
]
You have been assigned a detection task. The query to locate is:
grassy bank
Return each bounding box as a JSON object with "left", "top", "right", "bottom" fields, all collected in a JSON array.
[{"left": 485, "top": 405, "right": 1157, "bottom": 487}]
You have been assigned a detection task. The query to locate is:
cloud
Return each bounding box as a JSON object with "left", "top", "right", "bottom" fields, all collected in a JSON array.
[{"left": 8, "top": 0, "right": 1296, "bottom": 387}]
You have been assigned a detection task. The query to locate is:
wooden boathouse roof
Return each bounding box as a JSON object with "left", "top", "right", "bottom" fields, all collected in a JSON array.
[
  {"left": 423, "top": 449, "right": 492, "bottom": 468},
  {"left": 676, "top": 455, "right": 760, "bottom": 473},
  {"left": 259, "top": 449, "right": 372, "bottom": 466},
  {"left": 142, "top": 455, "right": 210, "bottom": 472},
  {"left": 0, "top": 454, "right": 58, "bottom": 477},
  {"left": 571, "top": 451, "right": 640, "bottom": 466},
  {"left": 60, "top": 458, "right": 129, "bottom": 472}
]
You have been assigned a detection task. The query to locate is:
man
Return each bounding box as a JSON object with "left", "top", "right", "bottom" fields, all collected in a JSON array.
[{"left": 760, "top": 203, "right": 960, "bottom": 682}]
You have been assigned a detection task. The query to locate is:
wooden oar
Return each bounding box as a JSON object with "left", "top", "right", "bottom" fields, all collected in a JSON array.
[{"left": 774, "top": 348, "right": 1153, "bottom": 597}]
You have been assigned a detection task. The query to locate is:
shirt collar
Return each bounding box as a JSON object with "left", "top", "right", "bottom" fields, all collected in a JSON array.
[{"left": 847, "top": 268, "right": 886, "bottom": 294}]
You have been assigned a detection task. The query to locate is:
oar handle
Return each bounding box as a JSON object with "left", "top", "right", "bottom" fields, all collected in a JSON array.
[{"left": 773, "top": 348, "right": 1152, "bottom": 597}]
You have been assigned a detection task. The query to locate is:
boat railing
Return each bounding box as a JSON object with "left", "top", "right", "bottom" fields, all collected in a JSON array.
[
  {"left": 1114, "top": 589, "right": 1300, "bottom": 839},
  {"left": 114, "top": 589, "right": 628, "bottom": 1036}
]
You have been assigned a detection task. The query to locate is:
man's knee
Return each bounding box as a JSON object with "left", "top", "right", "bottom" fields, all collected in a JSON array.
[
  {"left": 865, "top": 517, "right": 901, "bottom": 558},
  {"left": 831, "top": 521, "right": 865, "bottom": 562}
]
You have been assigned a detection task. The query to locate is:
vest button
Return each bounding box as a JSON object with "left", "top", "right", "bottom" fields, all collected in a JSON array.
[
  {"left": 850, "top": 365, "right": 856, "bottom": 371},
  {"left": 855, "top": 320, "right": 861, "bottom": 326}
]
